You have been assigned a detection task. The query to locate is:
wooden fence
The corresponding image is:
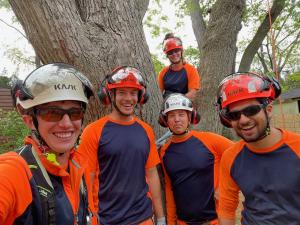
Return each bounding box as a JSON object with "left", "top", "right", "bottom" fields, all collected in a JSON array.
[{"left": 272, "top": 114, "right": 300, "bottom": 134}]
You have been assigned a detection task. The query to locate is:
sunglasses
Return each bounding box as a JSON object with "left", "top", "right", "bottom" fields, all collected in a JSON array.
[
  {"left": 223, "top": 104, "right": 265, "bottom": 121},
  {"left": 35, "top": 107, "right": 85, "bottom": 122},
  {"left": 167, "top": 48, "right": 181, "bottom": 56}
]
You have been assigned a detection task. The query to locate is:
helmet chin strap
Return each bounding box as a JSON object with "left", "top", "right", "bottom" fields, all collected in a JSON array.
[
  {"left": 31, "top": 113, "right": 71, "bottom": 157},
  {"left": 170, "top": 123, "right": 190, "bottom": 136},
  {"left": 172, "top": 129, "right": 189, "bottom": 136},
  {"left": 31, "top": 114, "right": 49, "bottom": 153}
]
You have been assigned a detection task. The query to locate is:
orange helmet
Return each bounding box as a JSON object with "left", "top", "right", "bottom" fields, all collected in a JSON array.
[
  {"left": 217, "top": 72, "right": 280, "bottom": 110},
  {"left": 163, "top": 37, "right": 183, "bottom": 54},
  {"left": 106, "top": 66, "right": 145, "bottom": 90}
]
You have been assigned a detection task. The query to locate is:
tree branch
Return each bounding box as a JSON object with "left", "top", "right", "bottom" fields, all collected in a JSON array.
[
  {"left": 238, "top": 0, "right": 286, "bottom": 72},
  {"left": 257, "top": 46, "right": 269, "bottom": 73},
  {"left": 186, "top": 0, "right": 206, "bottom": 51},
  {"left": 279, "top": 31, "right": 300, "bottom": 72},
  {"left": 0, "top": 18, "right": 27, "bottom": 40}
]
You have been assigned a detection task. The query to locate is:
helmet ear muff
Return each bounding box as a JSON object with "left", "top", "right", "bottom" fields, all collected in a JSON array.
[
  {"left": 98, "top": 86, "right": 111, "bottom": 105},
  {"left": 158, "top": 111, "right": 168, "bottom": 127},
  {"left": 267, "top": 76, "right": 281, "bottom": 98},
  {"left": 190, "top": 108, "right": 201, "bottom": 125},
  {"left": 138, "top": 87, "right": 149, "bottom": 105},
  {"left": 255, "top": 74, "right": 281, "bottom": 100},
  {"left": 215, "top": 97, "right": 232, "bottom": 128},
  {"left": 16, "top": 86, "right": 34, "bottom": 101},
  {"left": 97, "top": 75, "right": 112, "bottom": 105},
  {"left": 219, "top": 111, "right": 232, "bottom": 128}
]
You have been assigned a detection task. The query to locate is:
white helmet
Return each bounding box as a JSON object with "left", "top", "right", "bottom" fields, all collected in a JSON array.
[
  {"left": 162, "top": 93, "right": 193, "bottom": 115},
  {"left": 17, "top": 63, "right": 94, "bottom": 109}
]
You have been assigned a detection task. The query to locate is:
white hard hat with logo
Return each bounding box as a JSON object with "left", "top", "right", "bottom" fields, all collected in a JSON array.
[{"left": 17, "top": 63, "right": 94, "bottom": 109}]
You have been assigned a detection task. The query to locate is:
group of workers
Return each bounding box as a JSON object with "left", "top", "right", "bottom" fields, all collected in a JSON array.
[{"left": 0, "top": 32, "right": 299, "bottom": 225}]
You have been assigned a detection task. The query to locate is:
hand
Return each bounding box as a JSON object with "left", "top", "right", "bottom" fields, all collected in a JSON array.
[
  {"left": 214, "top": 188, "right": 220, "bottom": 201},
  {"left": 156, "top": 217, "right": 166, "bottom": 225}
]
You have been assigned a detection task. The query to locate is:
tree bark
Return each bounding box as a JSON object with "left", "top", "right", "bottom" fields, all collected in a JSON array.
[
  {"left": 187, "top": 0, "right": 206, "bottom": 51},
  {"left": 196, "top": 0, "right": 245, "bottom": 133},
  {"left": 238, "top": 0, "right": 286, "bottom": 72},
  {"left": 9, "top": 0, "right": 165, "bottom": 136}
]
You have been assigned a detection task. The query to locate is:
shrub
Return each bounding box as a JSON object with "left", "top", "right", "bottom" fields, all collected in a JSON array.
[{"left": 0, "top": 109, "right": 30, "bottom": 153}]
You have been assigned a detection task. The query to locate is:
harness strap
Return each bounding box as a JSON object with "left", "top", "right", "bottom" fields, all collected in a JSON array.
[{"left": 18, "top": 145, "right": 56, "bottom": 225}]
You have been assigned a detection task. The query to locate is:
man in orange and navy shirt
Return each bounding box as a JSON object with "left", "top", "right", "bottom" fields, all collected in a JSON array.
[
  {"left": 78, "top": 66, "right": 165, "bottom": 225},
  {"left": 157, "top": 33, "right": 200, "bottom": 101},
  {"left": 158, "top": 93, "right": 233, "bottom": 225},
  {"left": 216, "top": 72, "right": 300, "bottom": 225}
]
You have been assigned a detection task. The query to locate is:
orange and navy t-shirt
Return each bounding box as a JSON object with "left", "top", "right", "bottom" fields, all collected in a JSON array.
[
  {"left": 157, "top": 62, "right": 200, "bottom": 98},
  {"left": 78, "top": 116, "right": 160, "bottom": 225},
  {"left": 219, "top": 129, "right": 300, "bottom": 224},
  {"left": 160, "top": 130, "right": 233, "bottom": 225}
]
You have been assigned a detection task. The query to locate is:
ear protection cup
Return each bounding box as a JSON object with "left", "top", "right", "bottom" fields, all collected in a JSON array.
[
  {"left": 266, "top": 76, "right": 281, "bottom": 98},
  {"left": 219, "top": 111, "right": 232, "bottom": 128},
  {"left": 158, "top": 111, "right": 168, "bottom": 127},
  {"left": 190, "top": 109, "right": 201, "bottom": 125},
  {"left": 138, "top": 88, "right": 150, "bottom": 105},
  {"left": 97, "top": 86, "right": 111, "bottom": 105},
  {"left": 253, "top": 74, "right": 281, "bottom": 100}
]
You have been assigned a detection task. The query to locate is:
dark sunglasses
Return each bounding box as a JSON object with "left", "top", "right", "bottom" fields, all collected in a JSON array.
[
  {"left": 224, "top": 104, "right": 265, "bottom": 121},
  {"left": 35, "top": 107, "right": 85, "bottom": 122},
  {"left": 167, "top": 48, "right": 181, "bottom": 56}
]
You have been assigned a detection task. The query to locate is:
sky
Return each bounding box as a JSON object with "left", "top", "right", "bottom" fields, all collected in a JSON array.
[
  {"left": 0, "top": 0, "right": 199, "bottom": 80},
  {"left": 0, "top": 8, "right": 35, "bottom": 79}
]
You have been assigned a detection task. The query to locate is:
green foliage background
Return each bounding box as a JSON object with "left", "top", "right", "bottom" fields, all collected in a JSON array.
[{"left": 0, "top": 110, "right": 29, "bottom": 153}]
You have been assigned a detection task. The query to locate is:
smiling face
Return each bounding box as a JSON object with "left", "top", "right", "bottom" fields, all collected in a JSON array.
[
  {"left": 167, "top": 48, "right": 182, "bottom": 64},
  {"left": 23, "top": 100, "right": 83, "bottom": 154},
  {"left": 167, "top": 109, "right": 190, "bottom": 135},
  {"left": 110, "top": 87, "right": 139, "bottom": 121},
  {"left": 228, "top": 98, "right": 272, "bottom": 142}
]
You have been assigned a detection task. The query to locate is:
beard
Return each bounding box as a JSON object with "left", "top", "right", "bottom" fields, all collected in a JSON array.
[{"left": 236, "top": 119, "right": 268, "bottom": 143}]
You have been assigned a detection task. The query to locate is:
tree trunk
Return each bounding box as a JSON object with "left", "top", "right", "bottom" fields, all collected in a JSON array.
[
  {"left": 238, "top": 0, "right": 286, "bottom": 72},
  {"left": 196, "top": 0, "right": 245, "bottom": 133},
  {"left": 9, "top": 0, "right": 165, "bottom": 136}
]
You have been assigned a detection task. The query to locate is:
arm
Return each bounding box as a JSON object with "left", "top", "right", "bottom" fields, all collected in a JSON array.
[
  {"left": 157, "top": 68, "right": 166, "bottom": 92},
  {"left": 77, "top": 123, "right": 101, "bottom": 211},
  {"left": 185, "top": 88, "right": 198, "bottom": 101},
  {"left": 146, "top": 167, "right": 165, "bottom": 220},
  {"left": 218, "top": 150, "right": 240, "bottom": 223},
  {"left": 0, "top": 152, "right": 32, "bottom": 224},
  {"left": 162, "top": 165, "right": 177, "bottom": 225},
  {"left": 186, "top": 64, "right": 200, "bottom": 100}
]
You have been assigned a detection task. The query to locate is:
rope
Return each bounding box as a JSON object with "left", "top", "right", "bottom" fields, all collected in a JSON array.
[{"left": 267, "top": 0, "right": 285, "bottom": 128}]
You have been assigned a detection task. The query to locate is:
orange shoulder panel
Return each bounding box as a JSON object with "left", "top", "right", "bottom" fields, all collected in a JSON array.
[
  {"left": 184, "top": 63, "right": 200, "bottom": 90},
  {"left": 218, "top": 141, "right": 244, "bottom": 220},
  {"left": 77, "top": 116, "right": 109, "bottom": 211},
  {"left": 0, "top": 152, "right": 33, "bottom": 225},
  {"left": 283, "top": 129, "right": 300, "bottom": 158},
  {"left": 160, "top": 144, "right": 177, "bottom": 225},
  {"left": 136, "top": 118, "right": 160, "bottom": 169},
  {"left": 157, "top": 66, "right": 169, "bottom": 91},
  {"left": 78, "top": 116, "right": 109, "bottom": 172}
]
